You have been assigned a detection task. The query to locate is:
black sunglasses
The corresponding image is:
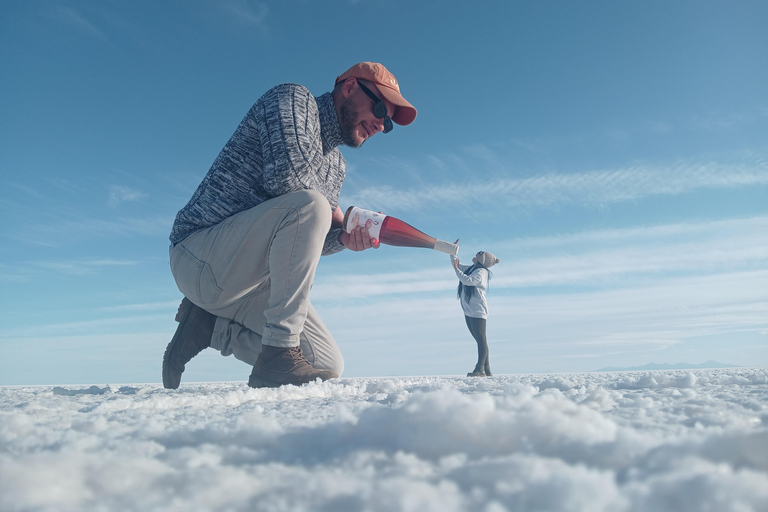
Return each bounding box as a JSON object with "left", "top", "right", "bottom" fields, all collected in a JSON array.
[{"left": 357, "top": 82, "right": 393, "bottom": 134}]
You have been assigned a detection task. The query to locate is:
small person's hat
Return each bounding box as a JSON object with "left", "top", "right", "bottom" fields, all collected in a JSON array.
[
  {"left": 479, "top": 251, "right": 500, "bottom": 268},
  {"left": 335, "top": 62, "right": 417, "bottom": 126}
]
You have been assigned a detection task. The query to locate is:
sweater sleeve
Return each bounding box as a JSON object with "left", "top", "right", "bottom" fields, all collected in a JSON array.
[
  {"left": 257, "top": 85, "right": 342, "bottom": 207},
  {"left": 257, "top": 85, "right": 346, "bottom": 256},
  {"left": 322, "top": 226, "right": 346, "bottom": 255}
]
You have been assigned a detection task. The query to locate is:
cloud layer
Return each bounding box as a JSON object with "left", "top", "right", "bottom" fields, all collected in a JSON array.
[
  {"left": 346, "top": 155, "right": 768, "bottom": 211},
  {"left": 1, "top": 369, "right": 766, "bottom": 511}
]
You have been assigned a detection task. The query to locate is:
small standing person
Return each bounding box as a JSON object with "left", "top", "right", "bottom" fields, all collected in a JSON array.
[{"left": 451, "top": 242, "right": 500, "bottom": 377}]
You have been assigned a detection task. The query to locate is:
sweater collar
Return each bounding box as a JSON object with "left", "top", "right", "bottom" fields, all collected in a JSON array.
[{"left": 316, "top": 92, "right": 344, "bottom": 153}]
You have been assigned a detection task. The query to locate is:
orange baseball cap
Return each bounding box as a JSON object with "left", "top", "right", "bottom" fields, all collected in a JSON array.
[{"left": 335, "top": 62, "right": 417, "bottom": 126}]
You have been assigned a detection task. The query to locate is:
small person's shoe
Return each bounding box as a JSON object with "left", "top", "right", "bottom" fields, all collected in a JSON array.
[
  {"left": 484, "top": 362, "right": 493, "bottom": 377},
  {"left": 162, "top": 298, "right": 216, "bottom": 389},
  {"left": 248, "top": 345, "right": 337, "bottom": 388},
  {"left": 467, "top": 365, "right": 486, "bottom": 377}
]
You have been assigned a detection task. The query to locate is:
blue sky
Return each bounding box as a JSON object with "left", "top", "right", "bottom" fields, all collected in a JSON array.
[{"left": 1, "top": 0, "right": 766, "bottom": 385}]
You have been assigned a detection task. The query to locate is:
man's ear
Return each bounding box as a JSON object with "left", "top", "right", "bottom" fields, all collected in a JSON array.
[{"left": 341, "top": 77, "right": 357, "bottom": 98}]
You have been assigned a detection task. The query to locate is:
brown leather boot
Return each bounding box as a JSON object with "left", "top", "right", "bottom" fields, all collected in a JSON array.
[
  {"left": 248, "top": 345, "right": 337, "bottom": 388},
  {"left": 162, "top": 298, "right": 216, "bottom": 389}
]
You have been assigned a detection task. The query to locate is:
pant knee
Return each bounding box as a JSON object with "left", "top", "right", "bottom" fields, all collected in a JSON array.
[
  {"left": 294, "top": 190, "right": 331, "bottom": 228},
  {"left": 326, "top": 355, "right": 345, "bottom": 378}
]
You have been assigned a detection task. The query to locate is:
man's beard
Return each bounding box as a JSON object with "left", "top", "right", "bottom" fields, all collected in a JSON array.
[{"left": 339, "top": 100, "right": 365, "bottom": 148}]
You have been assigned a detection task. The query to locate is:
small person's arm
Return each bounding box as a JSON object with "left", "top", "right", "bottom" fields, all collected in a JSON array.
[{"left": 451, "top": 239, "right": 460, "bottom": 269}]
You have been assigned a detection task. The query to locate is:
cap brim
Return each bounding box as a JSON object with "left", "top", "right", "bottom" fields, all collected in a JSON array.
[{"left": 378, "top": 87, "right": 417, "bottom": 126}]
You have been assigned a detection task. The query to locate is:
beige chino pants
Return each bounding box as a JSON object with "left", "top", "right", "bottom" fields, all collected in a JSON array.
[{"left": 169, "top": 190, "right": 344, "bottom": 377}]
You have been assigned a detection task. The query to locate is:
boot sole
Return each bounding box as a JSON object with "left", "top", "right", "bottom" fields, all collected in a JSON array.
[
  {"left": 248, "top": 372, "right": 338, "bottom": 389},
  {"left": 248, "top": 375, "right": 282, "bottom": 388}
]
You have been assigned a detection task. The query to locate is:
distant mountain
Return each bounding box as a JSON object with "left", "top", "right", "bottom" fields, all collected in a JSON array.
[{"left": 594, "top": 360, "right": 737, "bottom": 372}]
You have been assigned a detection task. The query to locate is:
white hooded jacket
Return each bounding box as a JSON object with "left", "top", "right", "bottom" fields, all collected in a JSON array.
[{"left": 451, "top": 255, "right": 490, "bottom": 319}]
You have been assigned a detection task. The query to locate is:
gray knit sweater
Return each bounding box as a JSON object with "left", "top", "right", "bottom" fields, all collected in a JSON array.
[{"left": 170, "top": 84, "right": 347, "bottom": 255}]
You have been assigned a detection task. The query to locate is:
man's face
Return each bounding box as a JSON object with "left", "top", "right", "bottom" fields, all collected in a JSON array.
[{"left": 339, "top": 81, "right": 395, "bottom": 148}]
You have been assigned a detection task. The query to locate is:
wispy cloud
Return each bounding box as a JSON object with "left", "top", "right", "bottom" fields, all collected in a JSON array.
[
  {"left": 495, "top": 270, "right": 768, "bottom": 350},
  {"left": 220, "top": 0, "right": 268, "bottom": 25},
  {"left": 315, "top": 268, "right": 451, "bottom": 300},
  {"left": 5, "top": 183, "right": 43, "bottom": 199},
  {"left": 54, "top": 6, "right": 107, "bottom": 41},
  {"left": 507, "top": 216, "right": 768, "bottom": 249},
  {"left": 346, "top": 156, "right": 768, "bottom": 212},
  {"left": 5, "top": 215, "right": 174, "bottom": 247},
  {"left": 98, "top": 301, "right": 180, "bottom": 313},
  {"left": 315, "top": 269, "right": 767, "bottom": 374},
  {"left": 0, "top": 259, "right": 145, "bottom": 281},
  {"left": 314, "top": 216, "right": 768, "bottom": 300},
  {"left": 108, "top": 185, "right": 144, "bottom": 207},
  {"left": 314, "top": 215, "right": 768, "bottom": 373},
  {"left": 0, "top": 263, "right": 34, "bottom": 283},
  {"left": 34, "top": 259, "right": 139, "bottom": 276},
  {"left": 0, "top": 313, "right": 172, "bottom": 338}
]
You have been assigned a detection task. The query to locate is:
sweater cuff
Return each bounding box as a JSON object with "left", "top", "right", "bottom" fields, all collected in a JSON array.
[{"left": 321, "top": 227, "right": 346, "bottom": 256}]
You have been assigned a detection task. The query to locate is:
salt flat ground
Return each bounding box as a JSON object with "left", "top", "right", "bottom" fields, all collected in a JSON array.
[{"left": 1, "top": 368, "right": 767, "bottom": 512}]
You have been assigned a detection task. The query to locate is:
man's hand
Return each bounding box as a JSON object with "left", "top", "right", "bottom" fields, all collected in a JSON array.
[{"left": 339, "top": 226, "right": 380, "bottom": 252}]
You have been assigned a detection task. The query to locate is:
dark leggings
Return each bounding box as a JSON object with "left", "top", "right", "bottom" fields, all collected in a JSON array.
[{"left": 465, "top": 316, "right": 489, "bottom": 371}]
